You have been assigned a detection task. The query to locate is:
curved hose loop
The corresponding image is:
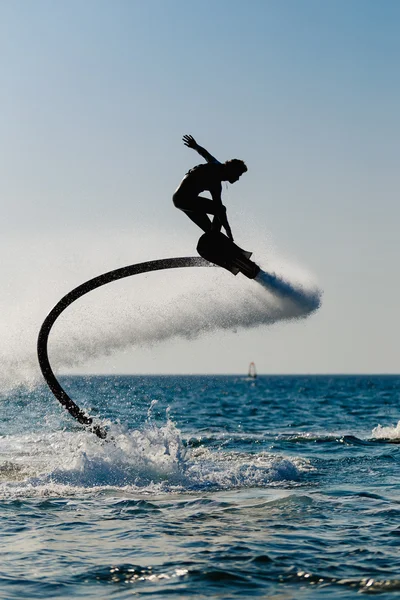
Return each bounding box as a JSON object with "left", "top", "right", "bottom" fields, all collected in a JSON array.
[{"left": 37, "top": 256, "right": 212, "bottom": 440}]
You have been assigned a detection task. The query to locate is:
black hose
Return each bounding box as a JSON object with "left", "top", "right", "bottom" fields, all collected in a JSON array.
[{"left": 37, "top": 256, "right": 211, "bottom": 439}]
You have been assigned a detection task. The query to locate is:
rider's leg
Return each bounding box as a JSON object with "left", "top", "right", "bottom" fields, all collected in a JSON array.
[
  {"left": 173, "top": 193, "right": 225, "bottom": 233},
  {"left": 211, "top": 215, "right": 222, "bottom": 232},
  {"left": 183, "top": 210, "right": 213, "bottom": 232}
]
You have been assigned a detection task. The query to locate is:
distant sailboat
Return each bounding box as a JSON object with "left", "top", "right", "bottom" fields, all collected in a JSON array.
[{"left": 248, "top": 362, "right": 257, "bottom": 379}]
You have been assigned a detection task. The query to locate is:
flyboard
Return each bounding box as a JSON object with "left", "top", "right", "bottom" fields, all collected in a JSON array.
[
  {"left": 37, "top": 236, "right": 261, "bottom": 439},
  {"left": 197, "top": 231, "right": 260, "bottom": 279}
]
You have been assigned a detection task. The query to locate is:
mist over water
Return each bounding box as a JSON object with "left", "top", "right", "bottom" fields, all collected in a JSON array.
[{"left": 0, "top": 230, "right": 321, "bottom": 392}]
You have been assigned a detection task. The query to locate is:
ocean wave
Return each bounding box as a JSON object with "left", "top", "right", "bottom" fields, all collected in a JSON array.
[{"left": 0, "top": 419, "right": 309, "bottom": 498}]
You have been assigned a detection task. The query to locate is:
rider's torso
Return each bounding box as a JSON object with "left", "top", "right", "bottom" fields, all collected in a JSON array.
[{"left": 177, "top": 163, "right": 223, "bottom": 196}]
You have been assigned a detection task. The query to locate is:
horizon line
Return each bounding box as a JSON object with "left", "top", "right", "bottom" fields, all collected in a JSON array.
[{"left": 59, "top": 372, "right": 400, "bottom": 377}]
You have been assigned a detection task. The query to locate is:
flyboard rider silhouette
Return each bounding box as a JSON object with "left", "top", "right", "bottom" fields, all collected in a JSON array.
[{"left": 173, "top": 134, "right": 259, "bottom": 279}]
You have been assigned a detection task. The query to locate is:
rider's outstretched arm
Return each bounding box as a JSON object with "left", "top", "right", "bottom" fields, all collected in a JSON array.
[{"left": 182, "top": 134, "right": 220, "bottom": 164}]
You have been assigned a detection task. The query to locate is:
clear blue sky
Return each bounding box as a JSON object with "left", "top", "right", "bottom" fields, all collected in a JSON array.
[{"left": 1, "top": 0, "right": 399, "bottom": 377}]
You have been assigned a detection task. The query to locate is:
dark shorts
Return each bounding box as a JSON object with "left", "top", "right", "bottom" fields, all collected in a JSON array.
[
  {"left": 172, "top": 190, "right": 196, "bottom": 211},
  {"left": 173, "top": 191, "right": 216, "bottom": 216}
]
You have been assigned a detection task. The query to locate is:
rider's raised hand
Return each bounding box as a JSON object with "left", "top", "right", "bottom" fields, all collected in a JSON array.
[{"left": 182, "top": 134, "right": 197, "bottom": 149}]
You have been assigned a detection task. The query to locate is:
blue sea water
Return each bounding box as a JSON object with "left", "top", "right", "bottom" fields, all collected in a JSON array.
[{"left": 1, "top": 374, "right": 399, "bottom": 599}]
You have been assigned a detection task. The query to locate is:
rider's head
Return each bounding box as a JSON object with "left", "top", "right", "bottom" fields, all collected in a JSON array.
[{"left": 223, "top": 159, "right": 247, "bottom": 184}]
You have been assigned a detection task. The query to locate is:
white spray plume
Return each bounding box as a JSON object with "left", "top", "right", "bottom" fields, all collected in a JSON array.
[{"left": 0, "top": 228, "right": 321, "bottom": 392}]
